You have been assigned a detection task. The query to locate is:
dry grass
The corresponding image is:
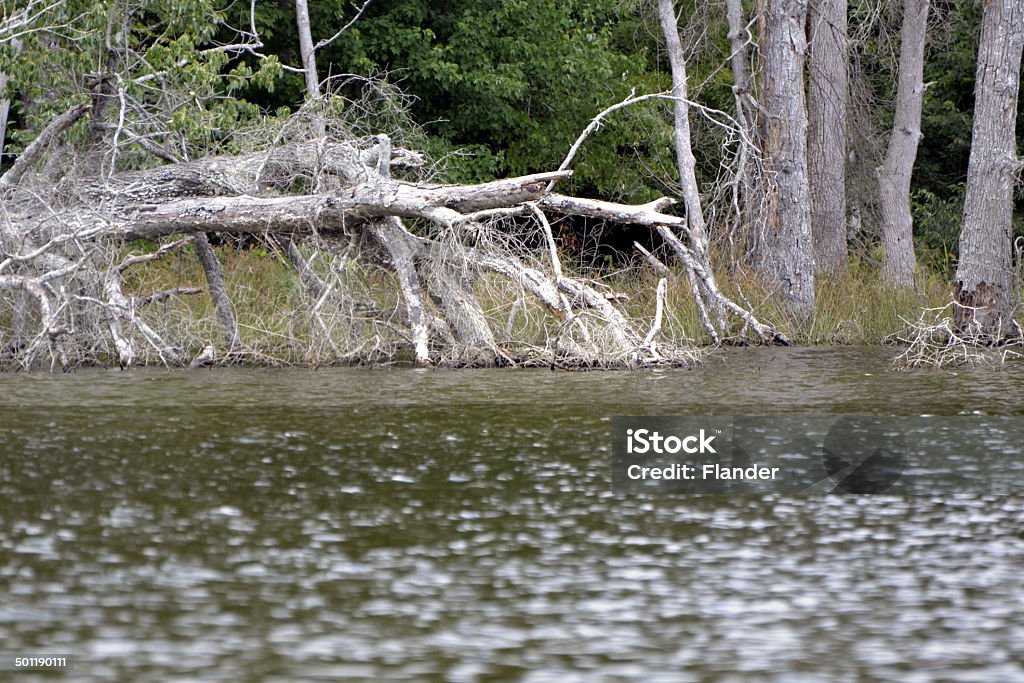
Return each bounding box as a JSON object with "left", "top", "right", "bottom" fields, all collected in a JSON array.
[{"left": 5, "top": 234, "right": 992, "bottom": 370}]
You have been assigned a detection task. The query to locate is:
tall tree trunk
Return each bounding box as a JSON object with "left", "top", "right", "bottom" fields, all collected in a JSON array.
[
  {"left": 807, "top": 0, "right": 849, "bottom": 277},
  {"left": 656, "top": 0, "right": 711, "bottom": 261},
  {"left": 877, "top": 0, "right": 929, "bottom": 289},
  {"left": 954, "top": 0, "right": 1024, "bottom": 335},
  {"left": 725, "top": 0, "right": 760, "bottom": 243},
  {"left": 759, "top": 0, "right": 815, "bottom": 320},
  {"left": 725, "top": 0, "right": 755, "bottom": 120},
  {"left": 294, "top": 0, "right": 326, "bottom": 139},
  {"left": 295, "top": 0, "right": 320, "bottom": 102},
  {"left": 657, "top": 0, "right": 725, "bottom": 333}
]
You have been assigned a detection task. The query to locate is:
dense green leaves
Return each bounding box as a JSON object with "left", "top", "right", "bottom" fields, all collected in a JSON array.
[{"left": 224, "top": 0, "right": 676, "bottom": 196}]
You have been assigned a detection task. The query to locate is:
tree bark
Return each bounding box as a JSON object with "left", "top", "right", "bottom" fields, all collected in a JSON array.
[
  {"left": 294, "top": 0, "right": 327, "bottom": 141},
  {"left": 877, "top": 0, "right": 929, "bottom": 289},
  {"left": 656, "top": 0, "right": 710, "bottom": 261},
  {"left": 295, "top": 0, "right": 320, "bottom": 103},
  {"left": 725, "top": 0, "right": 755, "bottom": 121},
  {"left": 192, "top": 233, "right": 242, "bottom": 352},
  {"left": 656, "top": 0, "right": 726, "bottom": 332},
  {"left": 759, "top": 0, "right": 815, "bottom": 320},
  {"left": 807, "top": 0, "right": 849, "bottom": 276},
  {"left": 954, "top": 0, "right": 1024, "bottom": 335},
  {"left": 725, "top": 0, "right": 760, "bottom": 234}
]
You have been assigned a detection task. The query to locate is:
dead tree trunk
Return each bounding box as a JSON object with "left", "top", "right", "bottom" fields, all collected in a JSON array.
[
  {"left": 729, "top": 0, "right": 761, "bottom": 249},
  {"left": 656, "top": 0, "right": 711, "bottom": 261},
  {"left": 657, "top": 0, "right": 725, "bottom": 333},
  {"left": 954, "top": 0, "right": 1024, "bottom": 336},
  {"left": 192, "top": 233, "right": 242, "bottom": 353},
  {"left": 0, "top": 97, "right": 784, "bottom": 369},
  {"left": 725, "top": 0, "right": 756, "bottom": 136},
  {"left": 759, "top": 0, "right": 816, "bottom": 320},
  {"left": 807, "top": 0, "right": 849, "bottom": 277},
  {"left": 369, "top": 218, "right": 431, "bottom": 365},
  {"left": 724, "top": 0, "right": 761, "bottom": 243},
  {"left": 877, "top": 0, "right": 929, "bottom": 289}
]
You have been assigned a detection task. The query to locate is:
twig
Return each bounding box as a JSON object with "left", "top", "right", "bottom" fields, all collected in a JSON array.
[{"left": 314, "top": 0, "right": 374, "bottom": 51}]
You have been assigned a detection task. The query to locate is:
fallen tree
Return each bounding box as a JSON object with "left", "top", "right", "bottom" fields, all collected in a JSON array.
[{"left": 0, "top": 104, "right": 783, "bottom": 370}]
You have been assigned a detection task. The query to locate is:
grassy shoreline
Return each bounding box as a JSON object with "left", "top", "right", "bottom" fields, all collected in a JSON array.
[
  {"left": 0, "top": 242, "right": 981, "bottom": 369},
  {"left": 123, "top": 245, "right": 955, "bottom": 358}
]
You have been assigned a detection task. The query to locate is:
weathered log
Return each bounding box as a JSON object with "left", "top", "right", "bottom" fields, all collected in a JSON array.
[
  {"left": 540, "top": 194, "right": 689, "bottom": 234},
  {"left": 14, "top": 170, "right": 573, "bottom": 240}
]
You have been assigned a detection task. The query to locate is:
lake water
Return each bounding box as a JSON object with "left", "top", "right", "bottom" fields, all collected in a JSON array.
[{"left": 1, "top": 347, "right": 1023, "bottom": 681}]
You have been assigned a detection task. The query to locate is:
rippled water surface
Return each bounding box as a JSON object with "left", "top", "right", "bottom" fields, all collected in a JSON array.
[{"left": 2, "top": 347, "right": 1023, "bottom": 681}]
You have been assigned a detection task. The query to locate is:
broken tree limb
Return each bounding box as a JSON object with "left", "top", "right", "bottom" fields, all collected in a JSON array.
[
  {"left": 531, "top": 203, "right": 564, "bottom": 281},
  {"left": 657, "top": 225, "right": 787, "bottom": 344},
  {"left": 682, "top": 254, "right": 720, "bottom": 345},
  {"left": 540, "top": 194, "right": 688, "bottom": 233},
  {"left": 633, "top": 242, "right": 670, "bottom": 276},
  {"left": 138, "top": 287, "right": 202, "bottom": 306},
  {"left": 192, "top": 233, "right": 241, "bottom": 353},
  {"left": 117, "top": 237, "right": 191, "bottom": 271},
  {"left": 0, "top": 102, "right": 91, "bottom": 189},
  {"left": 643, "top": 277, "right": 669, "bottom": 358},
  {"left": 102, "top": 268, "right": 137, "bottom": 367},
  {"left": 548, "top": 89, "right": 672, "bottom": 192},
  {"left": 369, "top": 217, "right": 431, "bottom": 366},
  {"left": 284, "top": 239, "right": 329, "bottom": 301}
]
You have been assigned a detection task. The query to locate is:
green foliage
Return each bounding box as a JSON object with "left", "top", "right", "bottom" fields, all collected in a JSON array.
[
  {"left": 917, "top": 0, "right": 983, "bottom": 197},
  {"left": 2, "top": 0, "right": 281, "bottom": 164},
  {"left": 911, "top": 185, "right": 964, "bottom": 275},
  {"left": 226, "top": 0, "right": 679, "bottom": 198}
]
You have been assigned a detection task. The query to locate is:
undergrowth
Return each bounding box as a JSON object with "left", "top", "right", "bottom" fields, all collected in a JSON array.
[{"left": 115, "top": 241, "right": 957, "bottom": 367}]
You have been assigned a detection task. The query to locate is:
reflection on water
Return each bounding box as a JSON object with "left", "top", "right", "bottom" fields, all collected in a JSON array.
[{"left": 1, "top": 347, "right": 1023, "bottom": 681}]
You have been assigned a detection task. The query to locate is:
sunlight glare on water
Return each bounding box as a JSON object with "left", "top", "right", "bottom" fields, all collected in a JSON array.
[{"left": 1, "top": 347, "right": 1023, "bottom": 681}]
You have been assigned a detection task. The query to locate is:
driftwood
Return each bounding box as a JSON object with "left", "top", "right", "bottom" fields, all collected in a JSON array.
[{"left": 0, "top": 105, "right": 782, "bottom": 369}]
